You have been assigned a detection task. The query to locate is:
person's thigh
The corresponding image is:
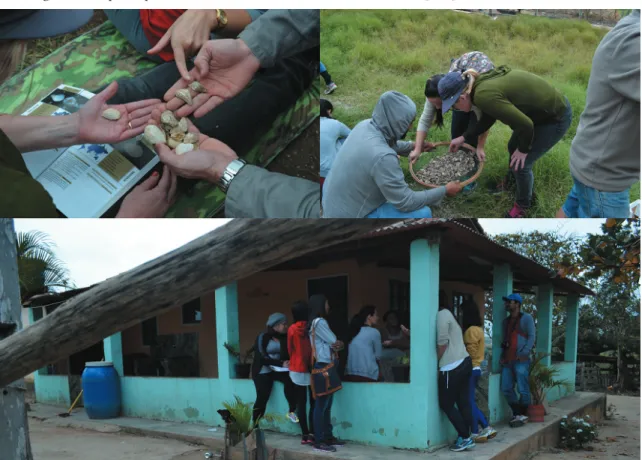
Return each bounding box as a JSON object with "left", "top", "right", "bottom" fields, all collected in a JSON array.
[
  {"left": 591, "top": 187, "right": 631, "bottom": 218},
  {"left": 526, "top": 104, "right": 572, "bottom": 168},
  {"left": 500, "top": 365, "right": 515, "bottom": 396},
  {"left": 104, "top": 10, "right": 163, "bottom": 62},
  {"left": 367, "top": 202, "right": 432, "bottom": 218},
  {"left": 514, "top": 361, "right": 531, "bottom": 404},
  {"left": 561, "top": 180, "right": 581, "bottom": 218}
]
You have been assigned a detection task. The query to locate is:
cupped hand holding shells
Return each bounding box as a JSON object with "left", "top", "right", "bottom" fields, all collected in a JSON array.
[
  {"left": 163, "top": 38, "right": 260, "bottom": 118},
  {"left": 76, "top": 81, "right": 161, "bottom": 145}
]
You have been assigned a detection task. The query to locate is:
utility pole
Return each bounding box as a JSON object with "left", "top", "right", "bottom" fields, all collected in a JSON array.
[{"left": 0, "top": 218, "right": 33, "bottom": 460}]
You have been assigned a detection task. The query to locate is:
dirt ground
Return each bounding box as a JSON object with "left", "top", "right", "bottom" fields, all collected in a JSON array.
[
  {"left": 29, "top": 418, "right": 204, "bottom": 460},
  {"left": 532, "top": 395, "right": 640, "bottom": 460}
]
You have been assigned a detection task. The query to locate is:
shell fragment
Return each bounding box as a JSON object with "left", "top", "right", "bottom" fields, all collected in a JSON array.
[
  {"left": 175, "top": 143, "right": 195, "bottom": 155},
  {"left": 160, "top": 110, "right": 179, "bottom": 127},
  {"left": 102, "top": 108, "right": 121, "bottom": 121},
  {"left": 190, "top": 81, "right": 207, "bottom": 93},
  {"left": 143, "top": 125, "right": 167, "bottom": 146},
  {"left": 183, "top": 132, "right": 199, "bottom": 144},
  {"left": 178, "top": 117, "right": 189, "bottom": 133},
  {"left": 176, "top": 89, "right": 193, "bottom": 105}
]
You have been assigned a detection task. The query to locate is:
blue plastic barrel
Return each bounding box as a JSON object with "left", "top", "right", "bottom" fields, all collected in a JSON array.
[{"left": 81, "top": 362, "right": 121, "bottom": 419}]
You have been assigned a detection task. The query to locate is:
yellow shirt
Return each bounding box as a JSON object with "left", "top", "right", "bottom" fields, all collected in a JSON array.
[{"left": 463, "top": 326, "right": 485, "bottom": 369}]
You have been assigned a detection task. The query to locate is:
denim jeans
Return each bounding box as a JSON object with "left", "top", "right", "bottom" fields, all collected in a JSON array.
[
  {"left": 469, "top": 368, "right": 489, "bottom": 434},
  {"left": 501, "top": 360, "right": 531, "bottom": 415},
  {"left": 562, "top": 176, "right": 631, "bottom": 218},
  {"left": 104, "top": 10, "right": 164, "bottom": 63},
  {"left": 366, "top": 202, "right": 432, "bottom": 218},
  {"left": 313, "top": 362, "right": 334, "bottom": 443},
  {"left": 509, "top": 97, "right": 573, "bottom": 208}
]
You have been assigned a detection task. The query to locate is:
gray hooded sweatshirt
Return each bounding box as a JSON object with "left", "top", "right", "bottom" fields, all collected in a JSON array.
[
  {"left": 569, "top": 10, "right": 640, "bottom": 192},
  {"left": 322, "top": 91, "right": 447, "bottom": 217}
]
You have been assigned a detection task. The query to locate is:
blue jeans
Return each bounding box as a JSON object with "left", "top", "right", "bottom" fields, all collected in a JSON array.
[
  {"left": 320, "top": 62, "right": 327, "bottom": 73},
  {"left": 469, "top": 368, "right": 489, "bottom": 434},
  {"left": 509, "top": 97, "right": 573, "bottom": 208},
  {"left": 104, "top": 10, "right": 164, "bottom": 63},
  {"left": 501, "top": 361, "right": 531, "bottom": 413},
  {"left": 313, "top": 380, "right": 334, "bottom": 442},
  {"left": 366, "top": 202, "right": 432, "bottom": 218},
  {"left": 562, "top": 176, "right": 630, "bottom": 218}
]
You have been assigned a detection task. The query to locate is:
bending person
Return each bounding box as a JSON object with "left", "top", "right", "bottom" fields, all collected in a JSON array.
[
  {"left": 320, "top": 99, "right": 351, "bottom": 192},
  {"left": 439, "top": 67, "right": 572, "bottom": 218},
  {"left": 322, "top": 91, "right": 462, "bottom": 218}
]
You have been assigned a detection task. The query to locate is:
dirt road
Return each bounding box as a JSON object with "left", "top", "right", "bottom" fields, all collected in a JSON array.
[
  {"left": 532, "top": 394, "right": 640, "bottom": 460},
  {"left": 29, "top": 418, "right": 203, "bottom": 460}
]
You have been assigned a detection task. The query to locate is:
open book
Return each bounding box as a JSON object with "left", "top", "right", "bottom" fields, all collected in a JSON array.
[{"left": 21, "top": 84, "right": 160, "bottom": 217}]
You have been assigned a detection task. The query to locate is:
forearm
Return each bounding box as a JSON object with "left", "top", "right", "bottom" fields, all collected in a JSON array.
[
  {"left": 414, "top": 130, "right": 428, "bottom": 151},
  {"left": 0, "top": 114, "right": 80, "bottom": 153},
  {"left": 394, "top": 140, "right": 415, "bottom": 156},
  {"left": 212, "top": 10, "right": 254, "bottom": 37},
  {"left": 477, "top": 130, "right": 489, "bottom": 150}
]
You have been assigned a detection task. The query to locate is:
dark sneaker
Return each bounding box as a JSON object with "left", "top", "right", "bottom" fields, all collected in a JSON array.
[
  {"left": 449, "top": 437, "right": 475, "bottom": 452},
  {"left": 301, "top": 435, "right": 314, "bottom": 445},
  {"left": 509, "top": 416, "right": 526, "bottom": 428},
  {"left": 505, "top": 203, "right": 526, "bottom": 218},
  {"left": 325, "top": 437, "right": 345, "bottom": 447},
  {"left": 313, "top": 443, "right": 337, "bottom": 453}
]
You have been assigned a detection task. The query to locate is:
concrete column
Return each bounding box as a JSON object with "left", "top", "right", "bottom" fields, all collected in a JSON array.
[
  {"left": 410, "top": 235, "right": 440, "bottom": 447},
  {"left": 564, "top": 294, "right": 580, "bottom": 363},
  {"left": 491, "top": 264, "right": 512, "bottom": 373},
  {"left": 215, "top": 282, "right": 240, "bottom": 381},
  {"left": 536, "top": 284, "right": 554, "bottom": 366},
  {"left": 103, "top": 333, "right": 124, "bottom": 376}
]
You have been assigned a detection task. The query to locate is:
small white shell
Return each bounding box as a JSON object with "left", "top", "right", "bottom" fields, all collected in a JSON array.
[
  {"left": 167, "top": 137, "right": 182, "bottom": 149},
  {"left": 175, "top": 143, "right": 195, "bottom": 155},
  {"left": 178, "top": 117, "right": 189, "bottom": 133},
  {"left": 182, "top": 132, "right": 199, "bottom": 144},
  {"left": 143, "top": 125, "right": 166, "bottom": 146},
  {"left": 102, "top": 108, "right": 121, "bottom": 121},
  {"left": 160, "top": 110, "right": 179, "bottom": 127},
  {"left": 176, "top": 89, "right": 193, "bottom": 105},
  {"left": 190, "top": 81, "right": 207, "bottom": 93}
]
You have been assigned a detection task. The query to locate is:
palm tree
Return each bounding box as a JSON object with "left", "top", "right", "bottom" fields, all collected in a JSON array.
[{"left": 17, "top": 231, "right": 74, "bottom": 303}]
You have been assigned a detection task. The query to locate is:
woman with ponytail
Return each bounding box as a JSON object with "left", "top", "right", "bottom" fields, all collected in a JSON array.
[
  {"left": 345, "top": 306, "right": 383, "bottom": 382},
  {"left": 438, "top": 65, "right": 572, "bottom": 218}
]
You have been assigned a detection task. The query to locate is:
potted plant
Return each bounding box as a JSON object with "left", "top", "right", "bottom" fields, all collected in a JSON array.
[
  {"left": 528, "top": 352, "right": 573, "bottom": 422},
  {"left": 224, "top": 343, "right": 254, "bottom": 379},
  {"left": 391, "top": 354, "right": 410, "bottom": 383}
]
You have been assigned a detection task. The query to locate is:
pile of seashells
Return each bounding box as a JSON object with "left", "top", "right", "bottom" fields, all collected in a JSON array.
[
  {"left": 416, "top": 149, "right": 477, "bottom": 185},
  {"left": 101, "top": 81, "right": 208, "bottom": 156}
]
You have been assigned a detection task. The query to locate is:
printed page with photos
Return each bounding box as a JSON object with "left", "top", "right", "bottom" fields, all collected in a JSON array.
[{"left": 21, "top": 84, "right": 160, "bottom": 218}]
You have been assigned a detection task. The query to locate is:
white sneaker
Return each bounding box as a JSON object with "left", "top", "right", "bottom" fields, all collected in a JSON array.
[
  {"left": 324, "top": 82, "right": 337, "bottom": 94},
  {"left": 287, "top": 412, "right": 299, "bottom": 423},
  {"left": 517, "top": 415, "right": 529, "bottom": 424},
  {"left": 471, "top": 431, "right": 488, "bottom": 443},
  {"left": 483, "top": 426, "right": 498, "bottom": 439}
]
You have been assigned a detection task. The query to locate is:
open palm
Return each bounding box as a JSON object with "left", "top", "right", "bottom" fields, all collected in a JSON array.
[
  {"left": 164, "top": 39, "right": 261, "bottom": 118},
  {"left": 77, "top": 82, "right": 160, "bottom": 145}
]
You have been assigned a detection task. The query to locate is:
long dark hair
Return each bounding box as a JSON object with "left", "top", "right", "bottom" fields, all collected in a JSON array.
[
  {"left": 424, "top": 74, "right": 445, "bottom": 128},
  {"left": 320, "top": 99, "right": 333, "bottom": 118},
  {"left": 307, "top": 294, "right": 327, "bottom": 334},
  {"left": 348, "top": 305, "right": 377, "bottom": 343},
  {"left": 461, "top": 299, "right": 483, "bottom": 332},
  {"left": 292, "top": 300, "right": 309, "bottom": 323}
]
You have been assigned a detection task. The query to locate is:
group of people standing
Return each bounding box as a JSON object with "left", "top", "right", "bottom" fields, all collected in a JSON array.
[
  {"left": 320, "top": 10, "right": 639, "bottom": 218},
  {"left": 249, "top": 291, "right": 536, "bottom": 453}
]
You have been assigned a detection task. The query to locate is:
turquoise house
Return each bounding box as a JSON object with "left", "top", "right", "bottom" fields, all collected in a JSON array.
[{"left": 25, "top": 219, "right": 592, "bottom": 450}]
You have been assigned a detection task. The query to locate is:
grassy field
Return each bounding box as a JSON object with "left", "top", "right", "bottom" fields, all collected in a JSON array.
[{"left": 321, "top": 10, "right": 640, "bottom": 217}]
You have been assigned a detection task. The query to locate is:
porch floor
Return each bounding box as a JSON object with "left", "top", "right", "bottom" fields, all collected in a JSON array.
[{"left": 27, "top": 392, "right": 605, "bottom": 460}]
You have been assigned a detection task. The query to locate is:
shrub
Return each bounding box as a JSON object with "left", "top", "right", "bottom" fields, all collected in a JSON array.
[{"left": 559, "top": 414, "right": 598, "bottom": 450}]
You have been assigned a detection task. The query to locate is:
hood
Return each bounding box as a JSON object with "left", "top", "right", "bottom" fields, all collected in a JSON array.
[
  {"left": 290, "top": 321, "right": 308, "bottom": 337},
  {"left": 371, "top": 91, "right": 416, "bottom": 145}
]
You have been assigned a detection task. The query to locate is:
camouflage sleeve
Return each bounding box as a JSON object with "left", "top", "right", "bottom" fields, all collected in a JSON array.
[
  {"left": 225, "top": 165, "right": 321, "bottom": 217},
  {"left": 238, "top": 9, "right": 320, "bottom": 68}
]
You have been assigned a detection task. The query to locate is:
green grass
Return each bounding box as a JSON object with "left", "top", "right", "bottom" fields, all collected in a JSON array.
[{"left": 321, "top": 10, "right": 640, "bottom": 217}]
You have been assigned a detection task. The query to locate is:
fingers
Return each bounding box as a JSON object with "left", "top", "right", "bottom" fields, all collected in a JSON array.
[
  {"left": 122, "top": 98, "right": 161, "bottom": 113},
  {"left": 164, "top": 78, "right": 189, "bottom": 103},
  {"left": 155, "top": 142, "right": 180, "bottom": 168},
  {"left": 95, "top": 81, "right": 119, "bottom": 104},
  {"left": 193, "top": 95, "right": 225, "bottom": 118},
  {"left": 165, "top": 97, "right": 186, "bottom": 112},
  {"left": 167, "top": 168, "right": 178, "bottom": 203},
  {"left": 173, "top": 43, "right": 192, "bottom": 82},
  {"left": 138, "top": 170, "right": 161, "bottom": 191},
  {"left": 129, "top": 105, "right": 157, "bottom": 124},
  {"left": 118, "top": 124, "right": 147, "bottom": 141},
  {"left": 194, "top": 50, "right": 210, "bottom": 79},
  {"left": 173, "top": 91, "right": 210, "bottom": 117},
  {"left": 148, "top": 29, "right": 172, "bottom": 55},
  {"left": 157, "top": 163, "right": 172, "bottom": 192}
]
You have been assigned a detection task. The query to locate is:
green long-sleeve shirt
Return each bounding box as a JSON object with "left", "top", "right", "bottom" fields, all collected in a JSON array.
[{"left": 464, "top": 66, "right": 567, "bottom": 153}]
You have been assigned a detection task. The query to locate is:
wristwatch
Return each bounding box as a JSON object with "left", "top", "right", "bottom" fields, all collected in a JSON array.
[
  {"left": 219, "top": 159, "right": 246, "bottom": 193},
  {"left": 215, "top": 9, "right": 228, "bottom": 31}
]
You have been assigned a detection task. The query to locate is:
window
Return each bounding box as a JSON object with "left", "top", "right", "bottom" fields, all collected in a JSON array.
[
  {"left": 32, "top": 307, "right": 44, "bottom": 322},
  {"left": 452, "top": 292, "right": 473, "bottom": 326},
  {"left": 182, "top": 298, "right": 202, "bottom": 324},
  {"left": 389, "top": 280, "right": 410, "bottom": 324},
  {"left": 307, "top": 275, "right": 349, "bottom": 324},
  {"left": 141, "top": 317, "right": 158, "bottom": 346}
]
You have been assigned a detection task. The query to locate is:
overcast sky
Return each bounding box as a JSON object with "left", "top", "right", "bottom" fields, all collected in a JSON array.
[{"left": 13, "top": 218, "right": 606, "bottom": 289}]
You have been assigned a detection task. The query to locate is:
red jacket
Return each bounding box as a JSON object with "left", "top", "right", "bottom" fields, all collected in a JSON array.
[
  {"left": 288, "top": 321, "right": 312, "bottom": 373},
  {"left": 139, "top": 10, "right": 187, "bottom": 62}
]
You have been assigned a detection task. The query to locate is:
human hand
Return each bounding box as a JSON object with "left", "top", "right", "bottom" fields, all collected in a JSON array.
[
  {"left": 476, "top": 147, "right": 486, "bottom": 162},
  {"left": 400, "top": 325, "right": 410, "bottom": 336},
  {"left": 150, "top": 107, "right": 238, "bottom": 183},
  {"left": 408, "top": 149, "right": 421, "bottom": 165},
  {"left": 148, "top": 10, "right": 218, "bottom": 81},
  {"left": 449, "top": 136, "right": 465, "bottom": 153},
  {"left": 76, "top": 82, "right": 160, "bottom": 145},
  {"left": 422, "top": 141, "right": 436, "bottom": 151},
  {"left": 283, "top": 361, "right": 290, "bottom": 368},
  {"left": 445, "top": 181, "right": 462, "bottom": 197},
  {"left": 164, "top": 38, "right": 260, "bottom": 118},
  {"left": 510, "top": 149, "right": 528, "bottom": 171},
  {"left": 116, "top": 166, "right": 177, "bottom": 218}
]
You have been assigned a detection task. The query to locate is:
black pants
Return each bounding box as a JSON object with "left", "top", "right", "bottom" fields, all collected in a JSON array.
[
  {"left": 294, "top": 384, "right": 315, "bottom": 436},
  {"left": 451, "top": 110, "right": 478, "bottom": 148},
  {"left": 252, "top": 371, "right": 298, "bottom": 423},
  {"left": 438, "top": 356, "right": 474, "bottom": 439},
  {"left": 104, "top": 47, "right": 318, "bottom": 157},
  {"left": 320, "top": 70, "right": 333, "bottom": 86}
]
